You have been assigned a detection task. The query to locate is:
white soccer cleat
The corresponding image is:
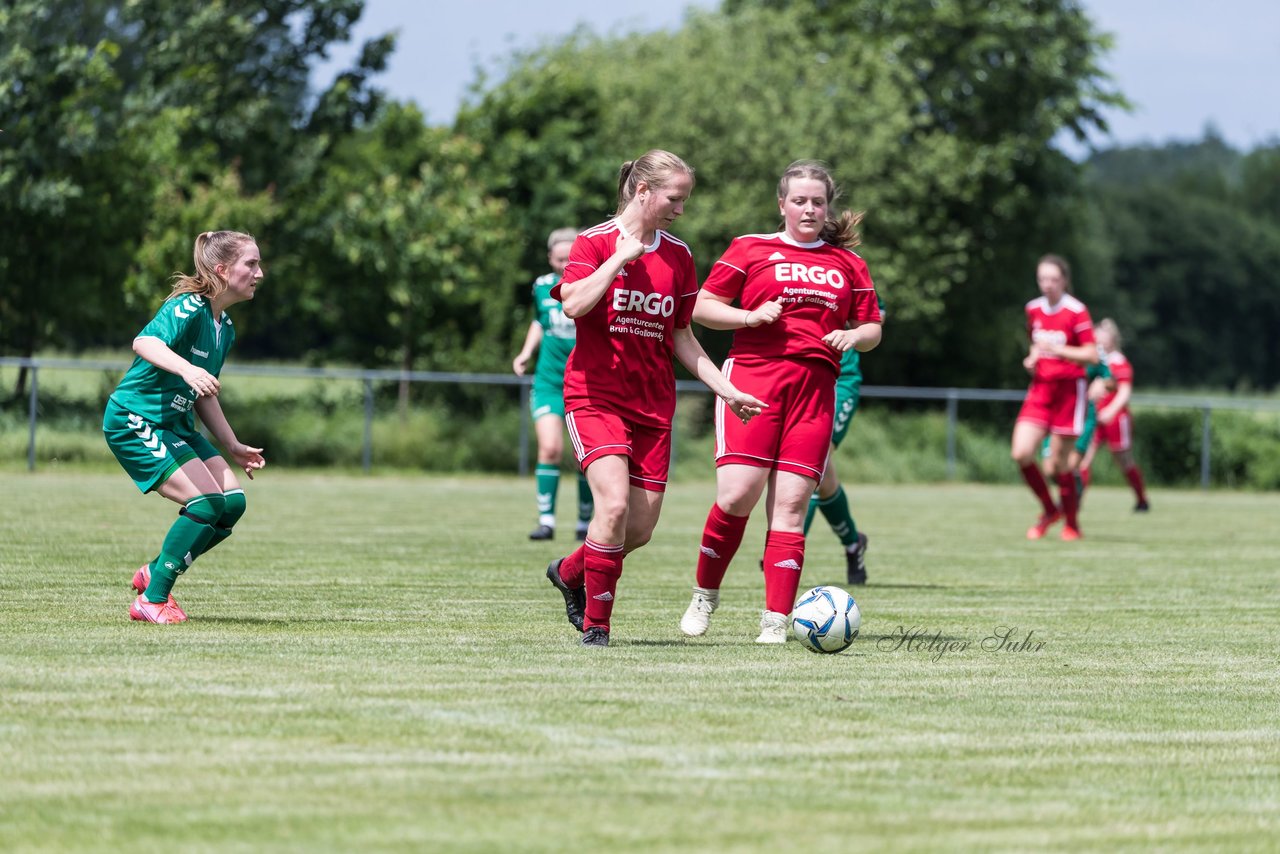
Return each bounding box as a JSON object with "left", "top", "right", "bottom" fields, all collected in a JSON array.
[
  {"left": 755, "top": 610, "right": 788, "bottom": 644},
  {"left": 679, "top": 587, "right": 719, "bottom": 637}
]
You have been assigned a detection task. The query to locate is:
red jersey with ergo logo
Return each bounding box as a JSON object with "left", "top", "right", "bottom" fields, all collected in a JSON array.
[{"left": 553, "top": 219, "right": 698, "bottom": 427}]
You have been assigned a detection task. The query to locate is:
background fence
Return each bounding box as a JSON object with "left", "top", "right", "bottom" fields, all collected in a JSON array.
[{"left": 5, "top": 356, "right": 1280, "bottom": 488}]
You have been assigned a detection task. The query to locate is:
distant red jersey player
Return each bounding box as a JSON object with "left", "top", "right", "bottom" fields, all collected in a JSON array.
[
  {"left": 1085, "top": 318, "right": 1150, "bottom": 511},
  {"left": 541, "top": 150, "right": 765, "bottom": 649},
  {"left": 678, "top": 160, "right": 883, "bottom": 645},
  {"left": 1012, "top": 254, "right": 1100, "bottom": 541}
]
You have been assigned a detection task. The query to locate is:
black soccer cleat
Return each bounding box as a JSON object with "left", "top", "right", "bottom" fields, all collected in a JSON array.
[
  {"left": 529, "top": 524, "right": 555, "bottom": 541},
  {"left": 846, "top": 532, "right": 868, "bottom": 586},
  {"left": 545, "top": 557, "right": 585, "bottom": 633},
  {"left": 1134, "top": 500, "right": 1150, "bottom": 512},
  {"left": 581, "top": 626, "right": 610, "bottom": 647}
]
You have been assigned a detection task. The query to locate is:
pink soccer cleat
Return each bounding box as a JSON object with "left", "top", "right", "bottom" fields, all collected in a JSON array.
[
  {"left": 131, "top": 564, "right": 188, "bottom": 621},
  {"left": 1060, "top": 525, "right": 1083, "bottom": 541},
  {"left": 130, "top": 594, "right": 188, "bottom": 624},
  {"left": 1026, "top": 509, "right": 1062, "bottom": 540}
]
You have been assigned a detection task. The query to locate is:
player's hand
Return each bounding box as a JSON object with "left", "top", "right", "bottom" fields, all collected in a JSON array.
[
  {"left": 181, "top": 365, "right": 220, "bottom": 398},
  {"left": 615, "top": 232, "right": 645, "bottom": 264},
  {"left": 230, "top": 443, "right": 266, "bottom": 479},
  {"left": 723, "top": 389, "right": 768, "bottom": 424},
  {"left": 822, "top": 329, "right": 858, "bottom": 352},
  {"left": 1097, "top": 410, "right": 1115, "bottom": 426},
  {"left": 745, "top": 300, "right": 783, "bottom": 327},
  {"left": 512, "top": 353, "right": 530, "bottom": 376}
]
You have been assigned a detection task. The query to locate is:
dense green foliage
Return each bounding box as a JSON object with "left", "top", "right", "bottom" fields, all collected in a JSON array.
[
  {"left": 1080, "top": 135, "right": 1280, "bottom": 390},
  {"left": 3, "top": 0, "right": 1278, "bottom": 397},
  {"left": 7, "top": 364, "right": 1280, "bottom": 489}
]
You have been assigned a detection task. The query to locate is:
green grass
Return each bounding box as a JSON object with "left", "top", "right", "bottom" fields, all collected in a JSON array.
[{"left": 1, "top": 473, "right": 1277, "bottom": 852}]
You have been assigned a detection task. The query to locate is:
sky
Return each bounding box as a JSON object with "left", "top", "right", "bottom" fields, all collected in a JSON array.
[{"left": 315, "top": 0, "right": 1280, "bottom": 152}]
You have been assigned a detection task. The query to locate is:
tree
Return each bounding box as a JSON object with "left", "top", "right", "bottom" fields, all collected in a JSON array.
[
  {"left": 1083, "top": 136, "right": 1280, "bottom": 390},
  {"left": 459, "top": 1, "right": 1123, "bottom": 386},
  {"left": 0, "top": 0, "right": 389, "bottom": 381},
  {"left": 291, "top": 104, "right": 519, "bottom": 401}
]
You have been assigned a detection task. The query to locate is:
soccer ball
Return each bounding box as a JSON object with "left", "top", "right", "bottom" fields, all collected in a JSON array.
[{"left": 791, "top": 585, "right": 861, "bottom": 654}]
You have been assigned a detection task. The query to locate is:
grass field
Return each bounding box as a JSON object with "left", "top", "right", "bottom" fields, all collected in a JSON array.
[{"left": 2, "top": 472, "right": 1277, "bottom": 852}]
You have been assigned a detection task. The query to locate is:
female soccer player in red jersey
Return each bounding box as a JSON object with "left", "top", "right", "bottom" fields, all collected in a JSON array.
[
  {"left": 677, "top": 160, "right": 883, "bottom": 644},
  {"left": 1083, "top": 318, "right": 1150, "bottom": 511},
  {"left": 1012, "top": 254, "right": 1100, "bottom": 541},
  {"left": 542, "top": 150, "right": 765, "bottom": 647}
]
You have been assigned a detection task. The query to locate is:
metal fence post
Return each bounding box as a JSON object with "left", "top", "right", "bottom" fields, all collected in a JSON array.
[
  {"left": 945, "top": 390, "right": 958, "bottom": 480},
  {"left": 362, "top": 378, "right": 374, "bottom": 474},
  {"left": 26, "top": 365, "right": 39, "bottom": 472},
  {"left": 1201, "top": 406, "right": 1212, "bottom": 490}
]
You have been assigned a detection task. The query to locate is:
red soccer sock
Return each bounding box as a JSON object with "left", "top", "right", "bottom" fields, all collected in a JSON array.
[
  {"left": 583, "top": 539, "right": 625, "bottom": 631},
  {"left": 1124, "top": 465, "right": 1148, "bottom": 504},
  {"left": 761, "top": 530, "right": 806, "bottom": 615},
  {"left": 1079, "top": 466, "right": 1093, "bottom": 489},
  {"left": 558, "top": 544, "right": 588, "bottom": 588},
  {"left": 1056, "top": 472, "right": 1080, "bottom": 529},
  {"left": 695, "top": 503, "right": 751, "bottom": 590},
  {"left": 1019, "top": 463, "right": 1057, "bottom": 515}
]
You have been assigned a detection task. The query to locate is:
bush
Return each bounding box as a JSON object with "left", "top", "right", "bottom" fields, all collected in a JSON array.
[{"left": 5, "top": 362, "right": 1280, "bottom": 487}]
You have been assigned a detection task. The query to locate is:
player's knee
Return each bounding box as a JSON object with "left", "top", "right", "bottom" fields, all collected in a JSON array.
[
  {"left": 624, "top": 528, "right": 653, "bottom": 554},
  {"left": 219, "top": 489, "right": 247, "bottom": 529},
  {"left": 182, "top": 492, "right": 226, "bottom": 526}
]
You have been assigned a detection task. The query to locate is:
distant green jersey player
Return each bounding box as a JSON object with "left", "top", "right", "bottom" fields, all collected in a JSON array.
[
  {"left": 512, "top": 228, "right": 594, "bottom": 541},
  {"left": 103, "top": 230, "right": 266, "bottom": 623},
  {"left": 804, "top": 335, "right": 870, "bottom": 583}
]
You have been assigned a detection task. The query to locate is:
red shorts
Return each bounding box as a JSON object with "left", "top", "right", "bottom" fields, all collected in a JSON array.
[
  {"left": 1095, "top": 410, "right": 1133, "bottom": 452},
  {"left": 565, "top": 406, "right": 671, "bottom": 492},
  {"left": 714, "top": 357, "right": 834, "bottom": 479},
  {"left": 1017, "top": 377, "right": 1087, "bottom": 436}
]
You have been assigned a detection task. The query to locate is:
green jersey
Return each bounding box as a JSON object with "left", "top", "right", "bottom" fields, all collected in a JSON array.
[
  {"left": 109, "top": 293, "right": 235, "bottom": 432},
  {"left": 531, "top": 272, "right": 576, "bottom": 386}
]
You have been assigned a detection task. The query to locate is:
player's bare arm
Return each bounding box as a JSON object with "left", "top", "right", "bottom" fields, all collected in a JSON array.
[
  {"left": 512, "top": 322, "right": 543, "bottom": 375},
  {"left": 133, "top": 336, "right": 221, "bottom": 397},
  {"left": 671, "top": 326, "right": 766, "bottom": 423},
  {"left": 557, "top": 234, "right": 645, "bottom": 318},
  {"left": 823, "top": 321, "right": 882, "bottom": 353},
  {"left": 195, "top": 395, "right": 265, "bottom": 479},
  {"left": 692, "top": 291, "right": 784, "bottom": 330}
]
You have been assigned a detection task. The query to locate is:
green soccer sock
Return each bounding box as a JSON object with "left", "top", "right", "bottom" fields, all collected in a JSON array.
[
  {"left": 817, "top": 486, "right": 859, "bottom": 548},
  {"left": 144, "top": 494, "right": 223, "bottom": 603},
  {"left": 198, "top": 488, "right": 247, "bottom": 557},
  {"left": 577, "top": 473, "right": 594, "bottom": 524},
  {"left": 535, "top": 463, "right": 560, "bottom": 527},
  {"left": 803, "top": 493, "right": 820, "bottom": 535}
]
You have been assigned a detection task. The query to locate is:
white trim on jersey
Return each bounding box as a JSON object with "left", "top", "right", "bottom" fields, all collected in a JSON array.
[
  {"left": 714, "top": 259, "right": 748, "bottom": 276},
  {"left": 713, "top": 358, "right": 733, "bottom": 458},
  {"left": 580, "top": 220, "right": 619, "bottom": 239},
  {"left": 1027, "top": 293, "right": 1087, "bottom": 315},
  {"left": 656, "top": 230, "right": 692, "bottom": 255},
  {"left": 1071, "top": 378, "right": 1087, "bottom": 434}
]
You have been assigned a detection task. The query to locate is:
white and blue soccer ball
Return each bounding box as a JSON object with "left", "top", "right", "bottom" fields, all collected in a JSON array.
[{"left": 791, "top": 585, "right": 861, "bottom": 654}]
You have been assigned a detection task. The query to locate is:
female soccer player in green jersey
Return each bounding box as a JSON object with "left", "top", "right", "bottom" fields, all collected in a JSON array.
[
  {"left": 103, "top": 231, "right": 266, "bottom": 623},
  {"left": 512, "top": 228, "right": 594, "bottom": 542}
]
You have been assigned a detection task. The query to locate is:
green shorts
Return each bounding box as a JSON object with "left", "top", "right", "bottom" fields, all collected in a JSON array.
[
  {"left": 831, "top": 379, "right": 862, "bottom": 448},
  {"left": 103, "top": 399, "right": 220, "bottom": 493},
  {"left": 530, "top": 383, "right": 566, "bottom": 421}
]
